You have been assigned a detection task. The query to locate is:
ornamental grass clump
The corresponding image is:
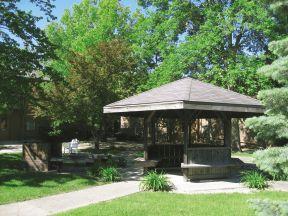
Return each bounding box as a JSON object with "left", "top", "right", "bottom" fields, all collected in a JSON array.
[
  {"left": 253, "top": 146, "right": 288, "bottom": 181},
  {"left": 241, "top": 170, "right": 268, "bottom": 190},
  {"left": 140, "top": 171, "right": 171, "bottom": 192},
  {"left": 99, "top": 167, "right": 121, "bottom": 182}
]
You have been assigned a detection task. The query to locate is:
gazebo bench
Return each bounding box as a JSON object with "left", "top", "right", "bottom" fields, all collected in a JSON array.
[{"left": 181, "top": 159, "right": 242, "bottom": 181}]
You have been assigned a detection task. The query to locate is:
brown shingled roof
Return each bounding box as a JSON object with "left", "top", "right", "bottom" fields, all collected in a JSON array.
[{"left": 104, "top": 78, "right": 264, "bottom": 114}]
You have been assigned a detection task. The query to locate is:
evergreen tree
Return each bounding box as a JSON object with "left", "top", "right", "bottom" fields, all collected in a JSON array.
[{"left": 245, "top": 0, "right": 288, "bottom": 145}]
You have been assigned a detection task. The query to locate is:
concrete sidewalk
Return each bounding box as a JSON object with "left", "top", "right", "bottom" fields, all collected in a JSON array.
[
  {"left": 167, "top": 173, "right": 251, "bottom": 194},
  {"left": 0, "top": 181, "right": 139, "bottom": 216}
]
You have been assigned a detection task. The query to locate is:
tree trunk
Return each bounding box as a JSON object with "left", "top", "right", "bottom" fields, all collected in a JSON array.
[
  {"left": 91, "top": 129, "right": 100, "bottom": 151},
  {"left": 231, "top": 118, "right": 242, "bottom": 152},
  {"left": 101, "top": 115, "right": 107, "bottom": 142}
]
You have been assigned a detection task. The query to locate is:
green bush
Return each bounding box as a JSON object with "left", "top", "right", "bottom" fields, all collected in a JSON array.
[
  {"left": 116, "top": 157, "right": 127, "bottom": 167},
  {"left": 241, "top": 170, "right": 268, "bottom": 190},
  {"left": 135, "top": 151, "right": 144, "bottom": 158},
  {"left": 87, "top": 164, "right": 102, "bottom": 177},
  {"left": 253, "top": 146, "right": 288, "bottom": 180},
  {"left": 249, "top": 199, "right": 288, "bottom": 216},
  {"left": 106, "top": 157, "right": 127, "bottom": 168},
  {"left": 99, "top": 167, "right": 121, "bottom": 182},
  {"left": 106, "top": 158, "right": 117, "bottom": 167},
  {"left": 140, "top": 171, "right": 171, "bottom": 192}
]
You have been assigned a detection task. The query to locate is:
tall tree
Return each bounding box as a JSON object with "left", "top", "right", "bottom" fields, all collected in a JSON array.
[
  {"left": 133, "top": 0, "right": 286, "bottom": 151},
  {"left": 135, "top": 0, "right": 283, "bottom": 96},
  {"left": 35, "top": 0, "right": 144, "bottom": 145},
  {"left": 245, "top": 0, "right": 288, "bottom": 146},
  {"left": 35, "top": 39, "right": 137, "bottom": 148},
  {"left": 45, "top": 0, "right": 133, "bottom": 77},
  {"left": 0, "top": 0, "right": 57, "bottom": 112},
  {"left": 132, "top": 0, "right": 198, "bottom": 74}
]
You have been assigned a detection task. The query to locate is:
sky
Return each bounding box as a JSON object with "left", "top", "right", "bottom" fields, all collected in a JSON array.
[{"left": 18, "top": 0, "right": 138, "bottom": 29}]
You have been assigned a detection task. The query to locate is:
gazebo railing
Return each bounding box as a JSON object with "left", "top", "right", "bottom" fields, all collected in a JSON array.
[{"left": 148, "top": 144, "right": 183, "bottom": 167}]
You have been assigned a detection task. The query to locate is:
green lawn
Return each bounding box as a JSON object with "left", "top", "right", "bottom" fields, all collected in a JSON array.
[
  {"left": 58, "top": 191, "right": 288, "bottom": 216},
  {"left": 232, "top": 150, "right": 255, "bottom": 158},
  {"left": 0, "top": 153, "right": 104, "bottom": 204}
]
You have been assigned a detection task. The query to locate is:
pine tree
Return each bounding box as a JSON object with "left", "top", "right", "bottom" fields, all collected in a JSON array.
[{"left": 245, "top": 1, "right": 288, "bottom": 145}]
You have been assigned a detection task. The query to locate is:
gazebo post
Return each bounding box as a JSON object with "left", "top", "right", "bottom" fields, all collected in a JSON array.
[
  {"left": 143, "top": 116, "right": 148, "bottom": 161},
  {"left": 151, "top": 116, "right": 156, "bottom": 146},
  {"left": 183, "top": 112, "right": 190, "bottom": 164},
  {"left": 223, "top": 115, "right": 232, "bottom": 158}
]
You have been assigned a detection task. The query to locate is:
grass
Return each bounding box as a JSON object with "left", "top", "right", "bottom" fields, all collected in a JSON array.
[
  {"left": 0, "top": 153, "right": 105, "bottom": 204},
  {"left": 58, "top": 191, "right": 288, "bottom": 216},
  {"left": 232, "top": 150, "right": 255, "bottom": 158}
]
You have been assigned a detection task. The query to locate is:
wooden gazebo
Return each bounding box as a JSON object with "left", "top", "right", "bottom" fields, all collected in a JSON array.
[{"left": 104, "top": 78, "right": 264, "bottom": 180}]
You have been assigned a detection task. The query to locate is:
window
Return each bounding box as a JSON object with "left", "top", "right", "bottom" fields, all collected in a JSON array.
[
  {"left": 25, "top": 119, "right": 36, "bottom": 131},
  {"left": 0, "top": 117, "right": 7, "bottom": 131}
]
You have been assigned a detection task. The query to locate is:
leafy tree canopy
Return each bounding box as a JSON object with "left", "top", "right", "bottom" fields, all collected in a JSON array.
[
  {"left": 45, "top": 0, "right": 133, "bottom": 76},
  {"left": 134, "top": 0, "right": 286, "bottom": 96},
  {"left": 35, "top": 0, "right": 145, "bottom": 141},
  {"left": 0, "top": 0, "right": 57, "bottom": 112}
]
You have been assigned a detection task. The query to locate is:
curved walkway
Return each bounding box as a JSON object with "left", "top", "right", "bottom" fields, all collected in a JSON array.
[{"left": 0, "top": 181, "right": 139, "bottom": 216}]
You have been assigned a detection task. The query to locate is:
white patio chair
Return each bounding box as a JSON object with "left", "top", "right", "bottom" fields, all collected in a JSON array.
[
  {"left": 63, "top": 142, "right": 70, "bottom": 154},
  {"left": 70, "top": 139, "right": 79, "bottom": 154}
]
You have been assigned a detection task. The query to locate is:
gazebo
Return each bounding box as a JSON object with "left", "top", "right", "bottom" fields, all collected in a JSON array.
[{"left": 104, "top": 78, "right": 264, "bottom": 180}]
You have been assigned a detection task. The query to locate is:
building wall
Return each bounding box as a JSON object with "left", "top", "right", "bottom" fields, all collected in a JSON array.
[{"left": 0, "top": 109, "right": 46, "bottom": 142}]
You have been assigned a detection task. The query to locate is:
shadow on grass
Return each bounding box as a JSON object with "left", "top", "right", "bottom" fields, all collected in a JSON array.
[
  {"left": 0, "top": 153, "right": 23, "bottom": 169},
  {"left": 0, "top": 153, "right": 96, "bottom": 188}
]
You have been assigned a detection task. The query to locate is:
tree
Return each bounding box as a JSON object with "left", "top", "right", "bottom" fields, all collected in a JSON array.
[
  {"left": 45, "top": 0, "right": 133, "bottom": 77},
  {"left": 35, "top": 0, "right": 144, "bottom": 147},
  {"left": 0, "top": 0, "right": 57, "bottom": 112},
  {"left": 131, "top": 0, "right": 197, "bottom": 75},
  {"left": 245, "top": 1, "right": 288, "bottom": 146},
  {"left": 35, "top": 39, "right": 137, "bottom": 149},
  {"left": 136, "top": 0, "right": 278, "bottom": 96},
  {"left": 133, "top": 0, "right": 286, "bottom": 151}
]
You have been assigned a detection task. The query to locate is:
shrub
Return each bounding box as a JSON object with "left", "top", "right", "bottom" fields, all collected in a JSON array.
[
  {"left": 106, "top": 158, "right": 117, "bottom": 167},
  {"left": 107, "top": 157, "right": 127, "bottom": 168},
  {"left": 241, "top": 170, "right": 268, "bottom": 190},
  {"left": 105, "top": 155, "right": 127, "bottom": 168},
  {"left": 249, "top": 199, "right": 288, "bottom": 216},
  {"left": 135, "top": 151, "right": 144, "bottom": 158},
  {"left": 115, "top": 157, "right": 127, "bottom": 167},
  {"left": 253, "top": 146, "right": 288, "bottom": 180},
  {"left": 140, "top": 171, "right": 171, "bottom": 192},
  {"left": 86, "top": 164, "right": 101, "bottom": 177},
  {"left": 99, "top": 167, "right": 121, "bottom": 182}
]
